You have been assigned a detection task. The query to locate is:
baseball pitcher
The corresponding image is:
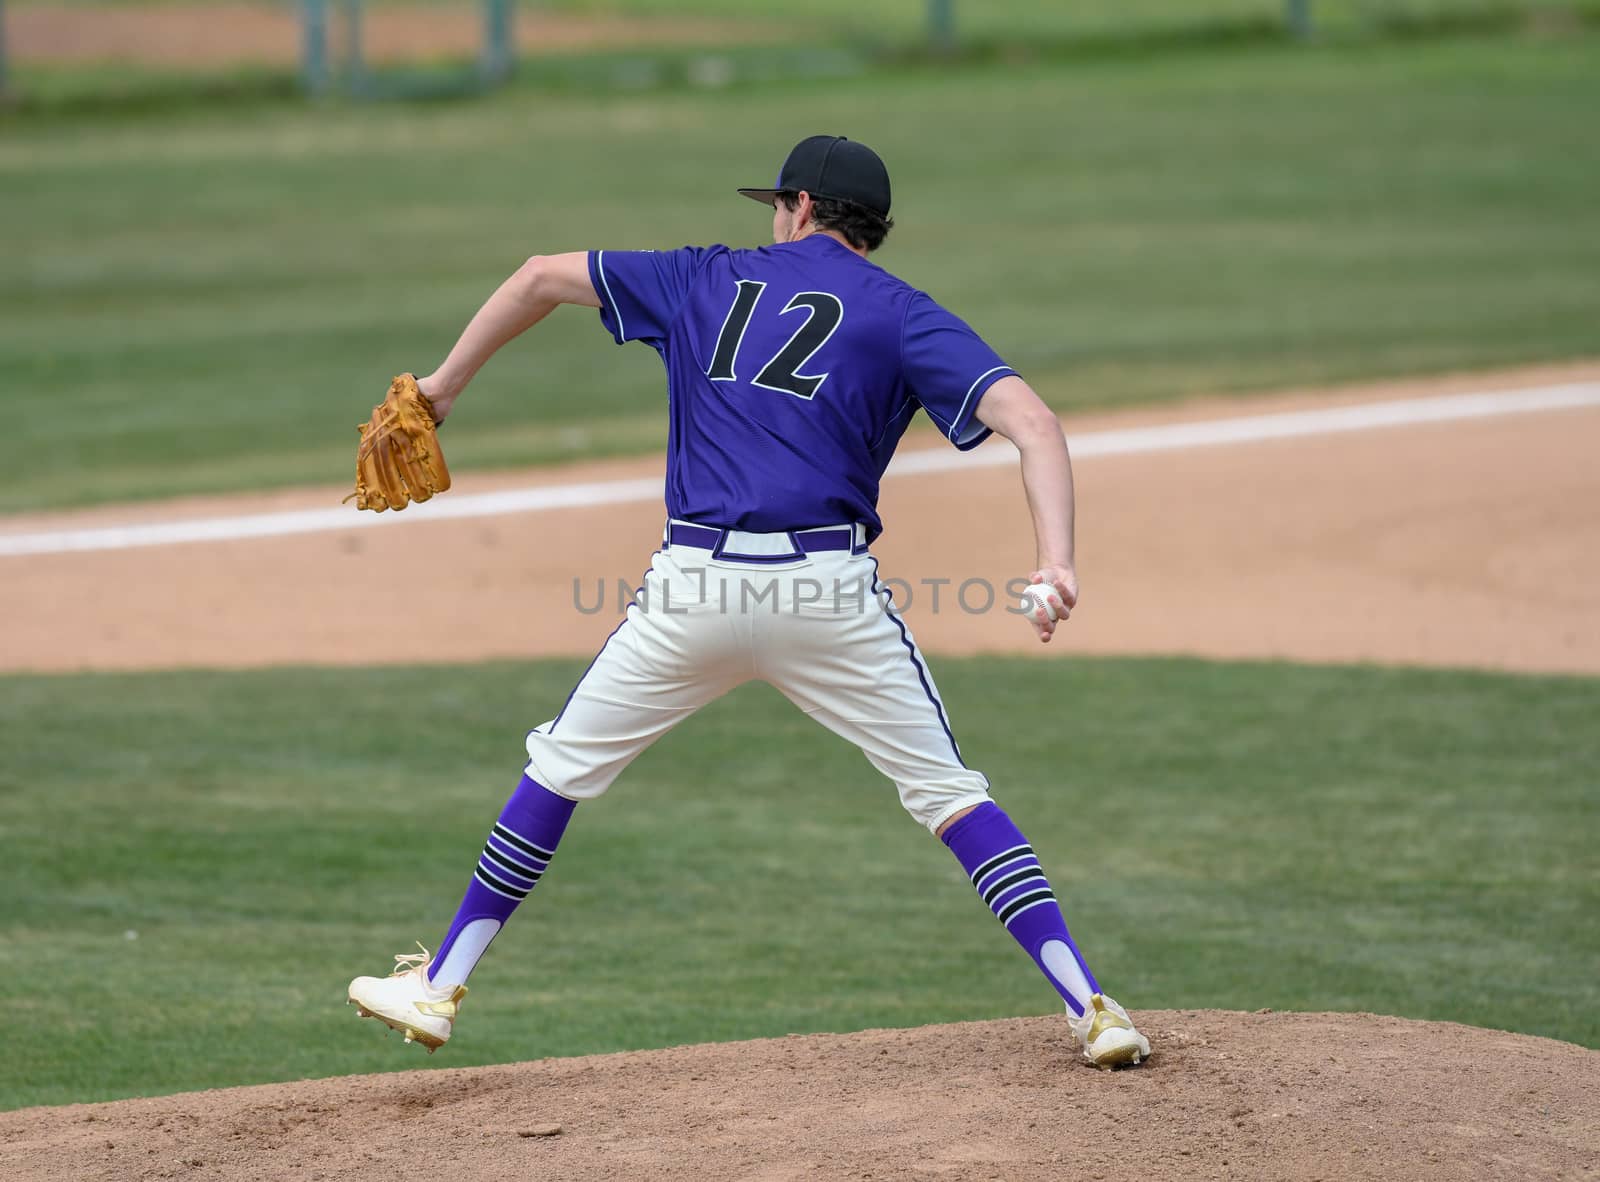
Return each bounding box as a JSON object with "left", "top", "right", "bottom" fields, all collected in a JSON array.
[{"left": 347, "top": 135, "right": 1151, "bottom": 1068}]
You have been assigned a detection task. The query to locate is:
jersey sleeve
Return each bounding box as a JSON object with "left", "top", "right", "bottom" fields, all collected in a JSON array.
[
  {"left": 901, "top": 292, "right": 1017, "bottom": 450},
  {"left": 588, "top": 247, "right": 710, "bottom": 347}
]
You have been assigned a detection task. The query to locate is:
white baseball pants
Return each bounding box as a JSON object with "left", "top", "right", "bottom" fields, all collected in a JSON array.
[{"left": 524, "top": 522, "right": 993, "bottom": 832}]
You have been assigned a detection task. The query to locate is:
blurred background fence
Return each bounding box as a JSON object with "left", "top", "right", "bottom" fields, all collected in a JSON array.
[{"left": 2, "top": 0, "right": 1597, "bottom": 109}]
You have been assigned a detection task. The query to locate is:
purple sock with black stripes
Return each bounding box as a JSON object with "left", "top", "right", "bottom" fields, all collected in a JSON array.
[
  {"left": 941, "top": 801, "right": 1101, "bottom": 1016},
  {"left": 426, "top": 774, "right": 577, "bottom": 988}
]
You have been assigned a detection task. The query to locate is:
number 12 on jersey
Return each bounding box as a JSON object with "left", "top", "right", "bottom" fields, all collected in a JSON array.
[{"left": 705, "top": 279, "right": 844, "bottom": 400}]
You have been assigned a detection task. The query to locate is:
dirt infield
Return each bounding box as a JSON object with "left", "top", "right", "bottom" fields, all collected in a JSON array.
[
  {"left": 4, "top": 1011, "right": 1596, "bottom": 1181},
  {"left": 4, "top": 361, "right": 1598, "bottom": 675},
  {"left": 8, "top": 3, "right": 788, "bottom": 69}
]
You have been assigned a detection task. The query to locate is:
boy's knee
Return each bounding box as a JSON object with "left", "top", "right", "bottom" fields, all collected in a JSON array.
[{"left": 898, "top": 776, "right": 992, "bottom": 835}]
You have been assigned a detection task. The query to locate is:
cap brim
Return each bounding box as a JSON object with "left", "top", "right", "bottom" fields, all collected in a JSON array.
[{"left": 737, "top": 188, "right": 782, "bottom": 206}]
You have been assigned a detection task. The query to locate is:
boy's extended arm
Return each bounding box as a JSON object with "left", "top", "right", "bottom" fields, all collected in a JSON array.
[
  {"left": 974, "top": 375, "right": 1078, "bottom": 644},
  {"left": 417, "top": 253, "right": 600, "bottom": 421}
]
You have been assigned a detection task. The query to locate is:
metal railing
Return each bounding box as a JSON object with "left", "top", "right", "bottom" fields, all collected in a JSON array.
[
  {"left": 300, "top": 0, "right": 515, "bottom": 98},
  {"left": 1287, "top": 0, "right": 1315, "bottom": 38},
  {"left": 0, "top": 0, "right": 1585, "bottom": 109}
]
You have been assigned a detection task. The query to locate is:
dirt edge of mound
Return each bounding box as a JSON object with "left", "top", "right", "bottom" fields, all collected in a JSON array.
[{"left": 4, "top": 1009, "right": 1595, "bottom": 1182}]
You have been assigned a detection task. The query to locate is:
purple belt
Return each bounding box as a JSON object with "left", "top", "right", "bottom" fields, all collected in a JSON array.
[{"left": 664, "top": 522, "right": 866, "bottom": 563}]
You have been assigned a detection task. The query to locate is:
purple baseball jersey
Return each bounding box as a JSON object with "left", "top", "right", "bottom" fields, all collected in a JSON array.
[{"left": 588, "top": 235, "right": 1015, "bottom": 541}]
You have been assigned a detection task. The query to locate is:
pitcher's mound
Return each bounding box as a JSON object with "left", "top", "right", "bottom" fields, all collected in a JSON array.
[{"left": 4, "top": 1010, "right": 1596, "bottom": 1181}]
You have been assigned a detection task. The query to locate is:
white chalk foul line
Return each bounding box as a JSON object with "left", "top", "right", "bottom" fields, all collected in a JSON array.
[
  {"left": 3, "top": 380, "right": 1596, "bottom": 558},
  {"left": 0, "top": 477, "right": 668, "bottom": 557},
  {"left": 889, "top": 380, "right": 1600, "bottom": 474}
]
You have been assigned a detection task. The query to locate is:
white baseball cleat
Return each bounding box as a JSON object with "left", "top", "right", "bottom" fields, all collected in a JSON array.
[
  {"left": 347, "top": 944, "right": 467, "bottom": 1053},
  {"left": 1069, "top": 993, "right": 1151, "bottom": 1068}
]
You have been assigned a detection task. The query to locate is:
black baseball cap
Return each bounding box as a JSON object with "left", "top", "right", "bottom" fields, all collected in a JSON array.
[{"left": 737, "top": 135, "right": 892, "bottom": 219}]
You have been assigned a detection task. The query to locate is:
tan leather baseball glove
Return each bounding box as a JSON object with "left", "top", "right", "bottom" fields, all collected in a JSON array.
[{"left": 345, "top": 374, "right": 452, "bottom": 512}]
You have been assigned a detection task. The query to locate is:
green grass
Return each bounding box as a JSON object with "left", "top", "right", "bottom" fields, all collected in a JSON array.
[
  {"left": 3, "top": 33, "right": 1599, "bottom": 512},
  {"left": 2, "top": 656, "right": 1595, "bottom": 1110},
  {"left": 543, "top": 0, "right": 1600, "bottom": 42}
]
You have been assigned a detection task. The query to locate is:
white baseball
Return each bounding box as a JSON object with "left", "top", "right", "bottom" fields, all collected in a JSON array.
[{"left": 1020, "top": 584, "right": 1060, "bottom": 623}]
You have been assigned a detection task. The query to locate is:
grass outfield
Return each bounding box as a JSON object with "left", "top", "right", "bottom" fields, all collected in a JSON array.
[
  {"left": 2, "top": 655, "right": 1595, "bottom": 1110},
  {"left": 3, "top": 34, "right": 1599, "bottom": 512},
  {"left": 543, "top": 0, "right": 1600, "bottom": 41}
]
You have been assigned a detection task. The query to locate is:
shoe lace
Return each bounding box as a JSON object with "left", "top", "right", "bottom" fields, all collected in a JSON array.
[{"left": 389, "top": 941, "right": 434, "bottom": 978}]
